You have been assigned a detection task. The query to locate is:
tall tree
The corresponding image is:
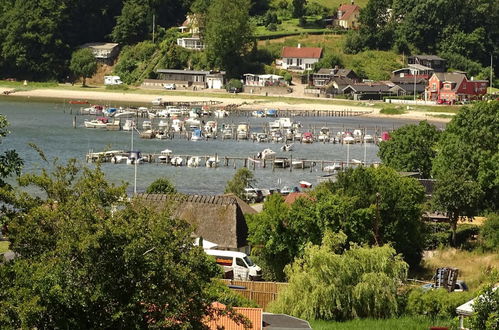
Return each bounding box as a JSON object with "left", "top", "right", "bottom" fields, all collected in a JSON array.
[
  {"left": 378, "top": 121, "right": 441, "bottom": 178},
  {"left": 111, "top": 0, "right": 150, "bottom": 45},
  {"left": 0, "top": 161, "right": 222, "bottom": 328},
  {"left": 291, "top": 0, "right": 306, "bottom": 18},
  {"left": 69, "top": 48, "right": 97, "bottom": 86},
  {"left": 224, "top": 168, "right": 254, "bottom": 200},
  {"left": 146, "top": 177, "right": 177, "bottom": 194},
  {"left": 204, "top": 0, "right": 254, "bottom": 76}
]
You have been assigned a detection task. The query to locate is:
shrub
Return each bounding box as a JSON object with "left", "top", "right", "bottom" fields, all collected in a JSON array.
[
  {"left": 479, "top": 214, "right": 499, "bottom": 252},
  {"left": 225, "top": 79, "right": 243, "bottom": 90},
  {"left": 406, "top": 288, "right": 474, "bottom": 319},
  {"left": 454, "top": 224, "right": 479, "bottom": 249},
  {"left": 470, "top": 285, "right": 499, "bottom": 330}
]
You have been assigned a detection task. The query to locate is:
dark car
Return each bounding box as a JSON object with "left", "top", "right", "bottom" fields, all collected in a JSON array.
[{"left": 228, "top": 87, "right": 241, "bottom": 93}]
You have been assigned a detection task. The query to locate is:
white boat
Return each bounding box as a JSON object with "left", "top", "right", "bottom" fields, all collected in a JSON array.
[
  {"left": 257, "top": 148, "right": 276, "bottom": 160},
  {"left": 114, "top": 111, "right": 136, "bottom": 118},
  {"left": 151, "top": 97, "right": 162, "bottom": 106},
  {"left": 363, "top": 134, "right": 374, "bottom": 143},
  {"left": 171, "top": 156, "right": 183, "bottom": 166},
  {"left": 252, "top": 110, "right": 265, "bottom": 117},
  {"left": 269, "top": 117, "right": 293, "bottom": 129},
  {"left": 158, "top": 120, "right": 169, "bottom": 129},
  {"left": 185, "top": 117, "right": 201, "bottom": 128},
  {"left": 222, "top": 127, "right": 233, "bottom": 139},
  {"left": 343, "top": 136, "right": 355, "bottom": 144},
  {"left": 81, "top": 105, "right": 104, "bottom": 115},
  {"left": 161, "top": 149, "right": 173, "bottom": 155},
  {"left": 155, "top": 130, "right": 168, "bottom": 139},
  {"left": 204, "top": 121, "right": 218, "bottom": 138},
  {"left": 323, "top": 163, "right": 342, "bottom": 172},
  {"left": 318, "top": 127, "right": 330, "bottom": 142},
  {"left": 142, "top": 120, "right": 152, "bottom": 130},
  {"left": 237, "top": 123, "right": 249, "bottom": 140},
  {"left": 214, "top": 109, "right": 228, "bottom": 118},
  {"left": 187, "top": 156, "right": 201, "bottom": 167},
  {"left": 139, "top": 130, "right": 155, "bottom": 139},
  {"left": 353, "top": 129, "right": 363, "bottom": 138},
  {"left": 106, "top": 120, "right": 121, "bottom": 131},
  {"left": 122, "top": 119, "right": 135, "bottom": 131},
  {"left": 206, "top": 156, "right": 219, "bottom": 168},
  {"left": 271, "top": 131, "right": 284, "bottom": 143},
  {"left": 84, "top": 117, "right": 108, "bottom": 129},
  {"left": 281, "top": 143, "right": 294, "bottom": 152},
  {"left": 158, "top": 149, "right": 172, "bottom": 162},
  {"left": 110, "top": 155, "right": 128, "bottom": 164},
  {"left": 256, "top": 133, "right": 268, "bottom": 143},
  {"left": 171, "top": 119, "right": 184, "bottom": 132},
  {"left": 299, "top": 180, "right": 312, "bottom": 189}
]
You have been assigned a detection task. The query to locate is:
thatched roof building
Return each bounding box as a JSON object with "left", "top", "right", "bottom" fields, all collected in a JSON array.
[{"left": 136, "top": 194, "right": 256, "bottom": 250}]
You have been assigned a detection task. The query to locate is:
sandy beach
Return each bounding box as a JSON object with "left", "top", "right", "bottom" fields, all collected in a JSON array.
[{"left": 0, "top": 86, "right": 453, "bottom": 123}]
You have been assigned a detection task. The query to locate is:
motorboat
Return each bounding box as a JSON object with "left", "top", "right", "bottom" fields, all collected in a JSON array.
[
  {"left": 185, "top": 117, "right": 201, "bottom": 128},
  {"left": 122, "top": 119, "right": 135, "bottom": 131},
  {"left": 214, "top": 109, "right": 228, "bottom": 118},
  {"left": 280, "top": 143, "right": 294, "bottom": 152},
  {"left": 265, "top": 109, "right": 278, "bottom": 117},
  {"left": 269, "top": 117, "right": 293, "bottom": 129},
  {"left": 299, "top": 181, "right": 312, "bottom": 189},
  {"left": 318, "top": 127, "right": 330, "bottom": 142},
  {"left": 158, "top": 149, "right": 172, "bottom": 163},
  {"left": 353, "top": 129, "right": 363, "bottom": 138},
  {"left": 103, "top": 107, "right": 117, "bottom": 117},
  {"left": 343, "top": 136, "right": 355, "bottom": 144},
  {"left": 257, "top": 148, "right": 276, "bottom": 160},
  {"left": 222, "top": 126, "right": 233, "bottom": 139},
  {"left": 323, "top": 162, "right": 342, "bottom": 172},
  {"left": 256, "top": 133, "right": 268, "bottom": 143},
  {"left": 114, "top": 111, "right": 136, "bottom": 118},
  {"left": 155, "top": 130, "right": 168, "bottom": 139},
  {"left": 151, "top": 97, "right": 162, "bottom": 106},
  {"left": 110, "top": 154, "right": 128, "bottom": 164},
  {"left": 142, "top": 120, "right": 152, "bottom": 130},
  {"left": 140, "top": 130, "right": 156, "bottom": 139},
  {"left": 106, "top": 120, "right": 121, "bottom": 131},
  {"left": 171, "top": 156, "right": 183, "bottom": 166},
  {"left": 187, "top": 156, "right": 201, "bottom": 167},
  {"left": 81, "top": 105, "right": 104, "bottom": 115},
  {"left": 271, "top": 130, "right": 284, "bottom": 143},
  {"left": 363, "top": 134, "right": 374, "bottom": 143},
  {"left": 302, "top": 132, "right": 314, "bottom": 143},
  {"left": 126, "top": 151, "right": 143, "bottom": 165},
  {"left": 252, "top": 110, "right": 265, "bottom": 117},
  {"left": 171, "top": 119, "right": 184, "bottom": 132},
  {"left": 158, "top": 120, "right": 169, "bottom": 130},
  {"left": 237, "top": 123, "right": 249, "bottom": 140},
  {"left": 190, "top": 129, "right": 204, "bottom": 141},
  {"left": 189, "top": 108, "right": 202, "bottom": 118},
  {"left": 206, "top": 156, "right": 219, "bottom": 168},
  {"left": 204, "top": 121, "right": 218, "bottom": 138},
  {"left": 84, "top": 117, "right": 108, "bottom": 129}
]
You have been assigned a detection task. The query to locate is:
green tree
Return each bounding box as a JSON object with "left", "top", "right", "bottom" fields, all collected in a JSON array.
[
  {"left": 204, "top": 0, "right": 254, "bottom": 76},
  {"left": 470, "top": 285, "right": 499, "bottom": 330},
  {"left": 69, "top": 48, "right": 97, "bottom": 86},
  {"left": 378, "top": 121, "right": 441, "bottom": 178},
  {"left": 269, "top": 232, "right": 408, "bottom": 321},
  {"left": 0, "top": 161, "right": 222, "bottom": 328},
  {"left": 479, "top": 213, "right": 499, "bottom": 252},
  {"left": 111, "top": 0, "right": 150, "bottom": 45},
  {"left": 291, "top": 0, "right": 306, "bottom": 18},
  {"left": 0, "top": 115, "right": 23, "bottom": 188},
  {"left": 146, "top": 177, "right": 177, "bottom": 194},
  {"left": 224, "top": 168, "right": 254, "bottom": 200}
]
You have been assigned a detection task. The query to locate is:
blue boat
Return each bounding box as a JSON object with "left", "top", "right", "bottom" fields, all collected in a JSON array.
[
  {"left": 191, "top": 128, "right": 203, "bottom": 141},
  {"left": 265, "top": 109, "right": 278, "bottom": 117}
]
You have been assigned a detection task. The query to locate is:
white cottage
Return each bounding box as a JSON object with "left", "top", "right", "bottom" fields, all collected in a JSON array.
[{"left": 280, "top": 45, "right": 322, "bottom": 71}]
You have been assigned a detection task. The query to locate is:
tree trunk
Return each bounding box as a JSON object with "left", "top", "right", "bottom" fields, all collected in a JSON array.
[
  {"left": 82, "top": 77, "right": 86, "bottom": 87},
  {"left": 450, "top": 215, "right": 458, "bottom": 247}
]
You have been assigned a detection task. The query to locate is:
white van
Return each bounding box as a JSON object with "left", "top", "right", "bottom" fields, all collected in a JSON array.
[
  {"left": 104, "top": 76, "right": 123, "bottom": 85},
  {"left": 205, "top": 249, "right": 262, "bottom": 281}
]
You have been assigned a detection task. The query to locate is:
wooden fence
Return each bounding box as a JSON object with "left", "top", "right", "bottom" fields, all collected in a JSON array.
[{"left": 221, "top": 279, "right": 288, "bottom": 309}]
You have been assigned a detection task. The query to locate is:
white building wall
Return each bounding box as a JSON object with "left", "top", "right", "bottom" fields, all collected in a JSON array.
[{"left": 281, "top": 57, "right": 319, "bottom": 70}]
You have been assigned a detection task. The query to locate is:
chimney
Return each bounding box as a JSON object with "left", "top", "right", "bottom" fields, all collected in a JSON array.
[{"left": 297, "top": 43, "right": 301, "bottom": 48}]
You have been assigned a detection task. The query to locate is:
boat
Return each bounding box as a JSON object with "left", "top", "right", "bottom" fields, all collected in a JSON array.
[
  {"left": 302, "top": 132, "right": 314, "bottom": 143},
  {"left": 126, "top": 151, "right": 142, "bottom": 165},
  {"left": 140, "top": 130, "right": 156, "bottom": 139},
  {"left": 185, "top": 117, "right": 201, "bottom": 128},
  {"left": 106, "top": 120, "right": 121, "bottom": 131},
  {"left": 255, "top": 133, "right": 268, "bottom": 143},
  {"left": 155, "top": 130, "right": 168, "bottom": 139},
  {"left": 323, "top": 162, "right": 342, "bottom": 172},
  {"left": 81, "top": 105, "right": 104, "bottom": 115},
  {"left": 343, "top": 136, "right": 355, "bottom": 144},
  {"left": 171, "top": 119, "right": 184, "bottom": 132},
  {"left": 204, "top": 121, "right": 218, "bottom": 138},
  {"left": 214, "top": 109, "right": 228, "bottom": 118},
  {"left": 189, "top": 108, "right": 202, "bottom": 118},
  {"left": 84, "top": 117, "right": 108, "bottom": 129},
  {"left": 280, "top": 143, "right": 294, "bottom": 152},
  {"left": 190, "top": 129, "right": 204, "bottom": 141},
  {"left": 110, "top": 154, "right": 128, "bottom": 164},
  {"left": 171, "top": 156, "right": 183, "bottom": 166},
  {"left": 265, "top": 109, "right": 278, "bottom": 117},
  {"left": 158, "top": 120, "right": 169, "bottom": 130},
  {"left": 114, "top": 111, "right": 136, "bottom": 118},
  {"left": 142, "top": 120, "right": 152, "bottom": 130},
  {"left": 271, "top": 130, "right": 284, "bottom": 143},
  {"left": 252, "top": 110, "right": 265, "bottom": 117},
  {"left": 363, "top": 134, "right": 374, "bottom": 143},
  {"left": 187, "top": 156, "right": 201, "bottom": 167},
  {"left": 206, "top": 156, "right": 219, "bottom": 168},
  {"left": 257, "top": 148, "right": 276, "bottom": 160},
  {"left": 318, "top": 127, "right": 330, "bottom": 142},
  {"left": 68, "top": 100, "right": 89, "bottom": 104},
  {"left": 103, "top": 107, "right": 117, "bottom": 117},
  {"left": 222, "top": 126, "right": 233, "bottom": 139},
  {"left": 122, "top": 119, "right": 135, "bottom": 131},
  {"left": 151, "top": 97, "right": 162, "bottom": 106},
  {"left": 299, "top": 181, "right": 312, "bottom": 189},
  {"left": 269, "top": 117, "right": 293, "bottom": 129},
  {"left": 237, "top": 123, "right": 249, "bottom": 140}
]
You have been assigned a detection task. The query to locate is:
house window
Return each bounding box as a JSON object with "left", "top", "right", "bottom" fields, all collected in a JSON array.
[
  {"left": 297, "top": 59, "right": 302, "bottom": 67},
  {"left": 432, "top": 83, "right": 437, "bottom": 90},
  {"left": 444, "top": 83, "right": 451, "bottom": 89},
  {"left": 305, "top": 63, "right": 312, "bottom": 69},
  {"left": 286, "top": 58, "right": 293, "bottom": 66}
]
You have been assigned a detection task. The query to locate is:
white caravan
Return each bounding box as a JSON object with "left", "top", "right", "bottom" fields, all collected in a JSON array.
[
  {"left": 104, "top": 76, "right": 123, "bottom": 85},
  {"left": 205, "top": 249, "right": 262, "bottom": 281}
]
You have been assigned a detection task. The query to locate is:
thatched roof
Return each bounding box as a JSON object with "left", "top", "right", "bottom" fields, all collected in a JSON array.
[{"left": 136, "top": 193, "right": 255, "bottom": 249}]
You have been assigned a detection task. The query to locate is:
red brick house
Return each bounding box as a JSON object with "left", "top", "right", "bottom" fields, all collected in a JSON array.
[
  {"left": 334, "top": 2, "right": 361, "bottom": 29},
  {"left": 426, "top": 72, "right": 488, "bottom": 102}
]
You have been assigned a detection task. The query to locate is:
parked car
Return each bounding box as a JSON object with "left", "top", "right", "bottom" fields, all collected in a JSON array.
[
  {"left": 163, "top": 83, "right": 176, "bottom": 90},
  {"left": 243, "top": 188, "right": 264, "bottom": 203},
  {"left": 228, "top": 87, "right": 241, "bottom": 93}
]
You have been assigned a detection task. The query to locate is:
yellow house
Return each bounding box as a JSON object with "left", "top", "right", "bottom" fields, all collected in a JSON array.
[{"left": 335, "top": 2, "right": 361, "bottom": 29}]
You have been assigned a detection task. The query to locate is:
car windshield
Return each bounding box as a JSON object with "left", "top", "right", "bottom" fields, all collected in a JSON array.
[{"left": 244, "top": 256, "right": 254, "bottom": 267}]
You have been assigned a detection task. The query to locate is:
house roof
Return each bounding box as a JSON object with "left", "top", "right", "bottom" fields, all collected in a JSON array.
[
  {"left": 409, "top": 55, "right": 445, "bottom": 61},
  {"left": 81, "top": 42, "right": 119, "bottom": 50},
  {"left": 284, "top": 192, "right": 313, "bottom": 205},
  {"left": 263, "top": 313, "right": 312, "bottom": 329},
  {"left": 282, "top": 47, "right": 322, "bottom": 59},
  {"left": 316, "top": 68, "right": 355, "bottom": 78},
  {"left": 135, "top": 193, "right": 255, "bottom": 249},
  {"left": 337, "top": 4, "right": 360, "bottom": 20},
  {"left": 343, "top": 83, "right": 392, "bottom": 93},
  {"left": 433, "top": 72, "right": 466, "bottom": 91},
  {"left": 205, "top": 302, "right": 263, "bottom": 330}
]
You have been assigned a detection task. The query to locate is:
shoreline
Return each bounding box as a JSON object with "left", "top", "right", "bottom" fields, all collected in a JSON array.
[{"left": 0, "top": 86, "right": 453, "bottom": 123}]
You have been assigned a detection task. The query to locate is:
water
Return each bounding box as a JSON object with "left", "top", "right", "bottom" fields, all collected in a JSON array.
[{"left": 0, "top": 97, "right": 439, "bottom": 195}]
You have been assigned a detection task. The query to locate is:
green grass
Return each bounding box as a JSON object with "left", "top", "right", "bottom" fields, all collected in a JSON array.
[
  {"left": 0, "top": 241, "right": 10, "bottom": 254},
  {"left": 0, "top": 80, "right": 58, "bottom": 90},
  {"left": 488, "top": 86, "right": 498, "bottom": 94},
  {"left": 255, "top": 17, "right": 328, "bottom": 38},
  {"left": 310, "top": 316, "right": 456, "bottom": 330},
  {"left": 380, "top": 107, "right": 406, "bottom": 115}
]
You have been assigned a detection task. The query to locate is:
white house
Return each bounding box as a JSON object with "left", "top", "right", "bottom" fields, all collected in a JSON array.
[
  {"left": 176, "top": 37, "right": 205, "bottom": 50},
  {"left": 177, "top": 14, "right": 205, "bottom": 51},
  {"left": 81, "top": 42, "right": 120, "bottom": 63},
  {"left": 243, "top": 74, "right": 285, "bottom": 86},
  {"left": 280, "top": 45, "right": 322, "bottom": 71}
]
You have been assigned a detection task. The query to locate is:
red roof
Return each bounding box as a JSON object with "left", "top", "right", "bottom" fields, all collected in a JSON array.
[
  {"left": 204, "top": 302, "right": 262, "bottom": 330},
  {"left": 284, "top": 192, "right": 314, "bottom": 205},
  {"left": 281, "top": 47, "right": 322, "bottom": 59},
  {"left": 337, "top": 4, "right": 360, "bottom": 20}
]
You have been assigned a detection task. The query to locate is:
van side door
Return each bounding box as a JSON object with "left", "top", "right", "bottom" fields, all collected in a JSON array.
[{"left": 234, "top": 257, "right": 250, "bottom": 280}]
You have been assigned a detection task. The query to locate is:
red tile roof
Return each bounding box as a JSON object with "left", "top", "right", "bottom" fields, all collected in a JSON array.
[
  {"left": 281, "top": 47, "right": 322, "bottom": 59},
  {"left": 284, "top": 192, "right": 314, "bottom": 205},
  {"left": 337, "top": 4, "right": 360, "bottom": 20},
  {"left": 204, "top": 302, "right": 263, "bottom": 330}
]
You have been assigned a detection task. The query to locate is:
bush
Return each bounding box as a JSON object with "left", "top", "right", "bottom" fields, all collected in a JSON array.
[
  {"left": 225, "top": 79, "right": 243, "bottom": 90},
  {"left": 406, "top": 288, "right": 474, "bottom": 319},
  {"left": 479, "top": 214, "right": 499, "bottom": 251},
  {"left": 454, "top": 224, "right": 479, "bottom": 249}
]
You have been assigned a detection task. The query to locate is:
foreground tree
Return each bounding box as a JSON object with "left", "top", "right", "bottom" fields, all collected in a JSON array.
[
  {"left": 378, "top": 121, "right": 441, "bottom": 178},
  {"left": 470, "top": 285, "right": 499, "bottom": 330},
  {"left": 204, "top": 0, "right": 254, "bottom": 76},
  {"left": 269, "top": 231, "right": 408, "bottom": 321},
  {"left": 0, "top": 161, "right": 222, "bottom": 328},
  {"left": 0, "top": 115, "right": 23, "bottom": 189},
  {"left": 224, "top": 168, "right": 254, "bottom": 200},
  {"left": 69, "top": 48, "right": 97, "bottom": 86}
]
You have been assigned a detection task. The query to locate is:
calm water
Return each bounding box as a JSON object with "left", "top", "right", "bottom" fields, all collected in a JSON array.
[{"left": 0, "top": 97, "right": 441, "bottom": 195}]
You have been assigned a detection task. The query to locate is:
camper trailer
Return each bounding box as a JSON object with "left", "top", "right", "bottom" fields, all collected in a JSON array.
[
  {"left": 104, "top": 76, "right": 123, "bottom": 85},
  {"left": 205, "top": 249, "right": 262, "bottom": 281}
]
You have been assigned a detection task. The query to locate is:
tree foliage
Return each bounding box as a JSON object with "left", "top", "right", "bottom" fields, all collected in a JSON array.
[
  {"left": 0, "top": 115, "right": 23, "bottom": 189},
  {"left": 269, "top": 232, "right": 408, "bottom": 321},
  {"left": 0, "top": 160, "right": 223, "bottom": 328},
  {"left": 378, "top": 121, "right": 441, "bottom": 178},
  {"left": 146, "top": 177, "right": 177, "bottom": 194},
  {"left": 204, "top": 0, "right": 254, "bottom": 76},
  {"left": 224, "top": 168, "right": 254, "bottom": 200},
  {"left": 470, "top": 285, "right": 499, "bottom": 330},
  {"left": 111, "top": 0, "right": 150, "bottom": 45},
  {"left": 69, "top": 48, "right": 97, "bottom": 86},
  {"left": 479, "top": 214, "right": 499, "bottom": 252}
]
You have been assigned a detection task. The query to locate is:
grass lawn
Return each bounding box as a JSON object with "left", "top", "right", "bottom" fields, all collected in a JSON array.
[
  {"left": 0, "top": 241, "right": 10, "bottom": 254},
  {"left": 310, "top": 316, "right": 455, "bottom": 330},
  {"left": 255, "top": 17, "right": 328, "bottom": 38},
  {"left": 380, "top": 107, "right": 406, "bottom": 115}
]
